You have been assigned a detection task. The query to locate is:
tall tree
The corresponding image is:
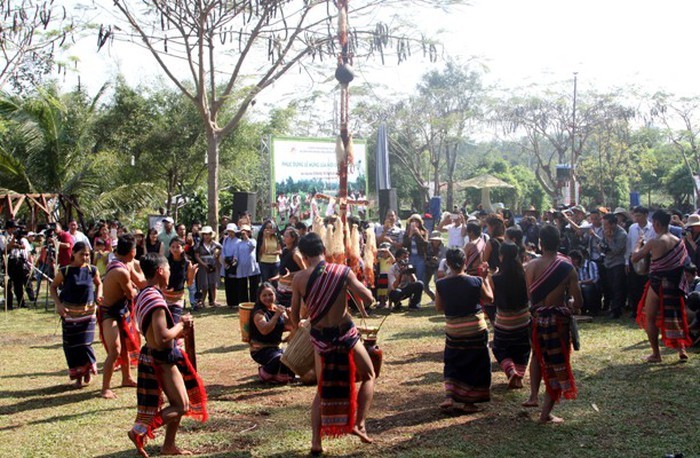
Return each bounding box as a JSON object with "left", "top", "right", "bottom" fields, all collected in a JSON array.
[
  {"left": 416, "top": 61, "right": 483, "bottom": 209},
  {"left": 651, "top": 93, "right": 700, "bottom": 206},
  {"left": 0, "top": 0, "right": 76, "bottom": 92},
  {"left": 104, "top": 0, "right": 456, "bottom": 228}
]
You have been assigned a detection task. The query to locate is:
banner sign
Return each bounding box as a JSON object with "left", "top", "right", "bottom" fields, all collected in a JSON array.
[{"left": 270, "top": 136, "right": 367, "bottom": 221}]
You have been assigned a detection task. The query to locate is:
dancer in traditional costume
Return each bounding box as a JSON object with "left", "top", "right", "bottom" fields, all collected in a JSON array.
[
  {"left": 435, "top": 248, "right": 493, "bottom": 412},
  {"left": 99, "top": 234, "right": 143, "bottom": 399},
  {"left": 249, "top": 282, "right": 296, "bottom": 383},
  {"left": 291, "top": 233, "right": 374, "bottom": 456},
  {"left": 489, "top": 242, "right": 531, "bottom": 389},
  {"left": 523, "top": 225, "right": 582, "bottom": 423},
  {"left": 632, "top": 210, "right": 692, "bottom": 362},
  {"left": 163, "top": 237, "right": 196, "bottom": 324},
  {"left": 128, "top": 253, "right": 207, "bottom": 458},
  {"left": 50, "top": 242, "right": 102, "bottom": 388}
]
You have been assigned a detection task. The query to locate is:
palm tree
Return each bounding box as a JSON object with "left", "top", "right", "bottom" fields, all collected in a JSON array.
[{"left": 0, "top": 85, "right": 164, "bottom": 220}]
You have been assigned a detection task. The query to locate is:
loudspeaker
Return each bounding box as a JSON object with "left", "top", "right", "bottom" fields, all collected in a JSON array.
[
  {"left": 556, "top": 164, "right": 572, "bottom": 181},
  {"left": 233, "top": 192, "right": 257, "bottom": 222},
  {"left": 378, "top": 188, "right": 397, "bottom": 222}
]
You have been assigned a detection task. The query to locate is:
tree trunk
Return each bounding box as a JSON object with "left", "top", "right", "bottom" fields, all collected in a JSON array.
[
  {"left": 206, "top": 128, "right": 220, "bottom": 232},
  {"left": 432, "top": 162, "right": 440, "bottom": 199},
  {"left": 446, "top": 180, "right": 454, "bottom": 211}
]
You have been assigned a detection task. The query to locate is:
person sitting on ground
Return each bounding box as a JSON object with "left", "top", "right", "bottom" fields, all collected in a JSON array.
[
  {"left": 569, "top": 249, "right": 601, "bottom": 316},
  {"left": 387, "top": 248, "right": 424, "bottom": 311},
  {"left": 248, "top": 282, "right": 297, "bottom": 384},
  {"left": 435, "top": 248, "right": 493, "bottom": 412},
  {"left": 632, "top": 210, "right": 693, "bottom": 362},
  {"left": 489, "top": 242, "right": 531, "bottom": 390}
]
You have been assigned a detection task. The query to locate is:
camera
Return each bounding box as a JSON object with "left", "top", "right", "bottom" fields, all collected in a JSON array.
[{"left": 398, "top": 259, "right": 416, "bottom": 275}]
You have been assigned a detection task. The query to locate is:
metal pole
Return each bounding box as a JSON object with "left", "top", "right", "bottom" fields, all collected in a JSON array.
[{"left": 571, "top": 72, "right": 578, "bottom": 206}]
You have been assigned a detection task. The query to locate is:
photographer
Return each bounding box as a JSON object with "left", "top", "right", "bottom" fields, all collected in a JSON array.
[
  {"left": 1, "top": 220, "right": 32, "bottom": 309},
  {"left": 388, "top": 248, "right": 424, "bottom": 311},
  {"left": 53, "top": 222, "right": 74, "bottom": 268},
  {"left": 683, "top": 214, "right": 700, "bottom": 269},
  {"left": 602, "top": 213, "right": 628, "bottom": 318}
]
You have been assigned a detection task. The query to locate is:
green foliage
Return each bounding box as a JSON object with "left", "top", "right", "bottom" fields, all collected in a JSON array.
[{"left": 663, "top": 163, "right": 695, "bottom": 209}]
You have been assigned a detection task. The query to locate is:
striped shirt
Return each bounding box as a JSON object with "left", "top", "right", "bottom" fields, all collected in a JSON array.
[
  {"left": 577, "top": 260, "right": 599, "bottom": 284},
  {"left": 134, "top": 286, "right": 172, "bottom": 334}
]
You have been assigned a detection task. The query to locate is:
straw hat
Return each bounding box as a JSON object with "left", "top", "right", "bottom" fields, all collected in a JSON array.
[
  {"left": 429, "top": 230, "right": 443, "bottom": 242},
  {"left": 238, "top": 224, "right": 252, "bottom": 233},
  {"left": 408, "top": 213, "right": 423, "bottom": 224},
  {"left": 613, "top": 207, "right": 629, "bottom": 217},
  {"left": 686, "top": 214, "right": 700, "bottom": 227},
  {"left": 200, "top": 225, "right": 214, "bottom": 234}
]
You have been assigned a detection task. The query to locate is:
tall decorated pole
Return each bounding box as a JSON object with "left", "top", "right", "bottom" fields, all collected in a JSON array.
[{"left": 335, "top": 0, "right": 354, "bottom": 227}]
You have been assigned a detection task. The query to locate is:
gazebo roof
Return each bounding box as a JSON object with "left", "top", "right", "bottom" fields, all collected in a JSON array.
[{"left": 450, "top": 174, "right": 515, "bottom": 191}]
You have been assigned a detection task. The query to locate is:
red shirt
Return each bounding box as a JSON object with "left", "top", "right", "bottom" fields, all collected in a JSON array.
[{"left": 57, "top": 231, "right": 74, "bottom": 267}]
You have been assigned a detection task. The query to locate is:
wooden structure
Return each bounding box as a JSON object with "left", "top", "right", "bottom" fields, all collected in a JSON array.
[{"left": 0, "top": 193, "right": 86, "bottom": 230}]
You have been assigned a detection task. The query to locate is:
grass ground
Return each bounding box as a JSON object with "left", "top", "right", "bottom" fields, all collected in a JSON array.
[{"left": 0, "top": 290, "right": 698, "bottom": 458}]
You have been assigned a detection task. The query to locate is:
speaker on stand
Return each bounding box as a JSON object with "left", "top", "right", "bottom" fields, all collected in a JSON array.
[{"left": 232, "top": 192, "right": 257, "bottom": 223}]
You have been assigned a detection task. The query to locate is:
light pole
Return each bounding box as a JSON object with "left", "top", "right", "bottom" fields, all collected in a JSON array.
[{"left": 570, "top": 72, "right": 578, "bottom": 205}]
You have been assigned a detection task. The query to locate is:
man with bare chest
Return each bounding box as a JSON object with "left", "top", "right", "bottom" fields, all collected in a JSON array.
[
  {"left": 522, "top": 225, "right": 582, "bottom": 424},
  {"left": 99, "top": 234, "right": 146, "bottom": 399},
  {"left": 632, "top": 210, "right": 692, "bottom": 362},
  {"left": 291, "top": 233, "right": 375, "bottom": 456}
]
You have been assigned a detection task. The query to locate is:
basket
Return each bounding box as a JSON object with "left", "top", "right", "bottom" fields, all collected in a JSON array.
[
  {"left": 238, "top": 302, "right": 255, "bottom": 342},
  {"left": 281, "top": 323, "right": 315, "bottom": 376}
]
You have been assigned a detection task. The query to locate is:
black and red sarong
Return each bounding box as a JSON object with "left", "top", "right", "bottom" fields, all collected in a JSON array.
[
  {"left": 304, "top": 261, "right": 360, "bottom": 438},
  {"left": 637, "top": 242, "right": 693, "bottom": 349},
  {"left": 130, "top": 286, "right": 208, "bottom": 448},
  {"left": 529, "top": 255, "right": 577, "bottom": 403}
]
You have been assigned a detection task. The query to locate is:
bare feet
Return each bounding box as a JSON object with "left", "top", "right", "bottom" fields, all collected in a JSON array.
[
  {"left": 128, "top": 430, "right": 149, "bottom": 458},
  {"left": 310, "top": 448, "right": 323, "bottom": 457},
  {"left": 508, "top": 374, "right": 523, "bottom": 389},
  {"left": 538, "top": 414, "right": 565, "bottom": 424},
  {"left": 522, "top": 399, "right": 539, "bottom": 408},
  {"left": 121, "top": 378, "right": 138, "bottom": 388},
  {"left": 161, "top": 446, "right": 193, "bottom": 456},
  {"left": 679, "top": 350, "right": 689, "bottom": 362},
  {"left": 462, "top": 403, "right": 481, "bottom": 414},
  {"left": 83, "top": 373, "right": 92, "bottom": 385},
  {"left": 642, "top": 354, "right": 662, "bottom": 363},
  {"left": 351, "top": 426, "right": 373, "bottom": 444},
  {"left": 73, "top": 379, "right": 83, "bottom": 389},
  {"left": 101, "top": 389, "right": 117, "bottom": 399},
  {"left": 439, "top": 399, "right": 454, "bottom": 410}
]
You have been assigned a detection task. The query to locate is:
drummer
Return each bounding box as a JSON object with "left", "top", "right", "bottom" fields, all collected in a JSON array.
[
  {"left": 271, "top": 227, "right": 306, "bottom": 307},
  {"left": 248, "top": 282, "right": 297, "bottom": 384}
]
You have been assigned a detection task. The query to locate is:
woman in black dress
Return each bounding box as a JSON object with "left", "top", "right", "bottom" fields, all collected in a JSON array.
[{"left": 435, "top": 248, "right": 493, "bottom": 412}]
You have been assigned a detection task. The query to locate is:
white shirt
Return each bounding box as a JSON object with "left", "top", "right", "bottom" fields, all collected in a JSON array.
[
  {"left": 70, "top": 230, "right": 92, "bottom": 250},
  {"left": 446, "top": 224, "right": 466, "bottom": 248},
  {"left": 626, "top": 221, "right": 656, "bottom": 261},
  {"left": 0, "top": 234, "right": 31, "bottom": 259}
]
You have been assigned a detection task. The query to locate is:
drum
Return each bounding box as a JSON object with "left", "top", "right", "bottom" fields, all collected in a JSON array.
[
  {"left": 238, "top": 302, "right": 255, "bottom": 342},
  {"left": 281, "top": 323, "right": 315, "bottom": 376}
]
